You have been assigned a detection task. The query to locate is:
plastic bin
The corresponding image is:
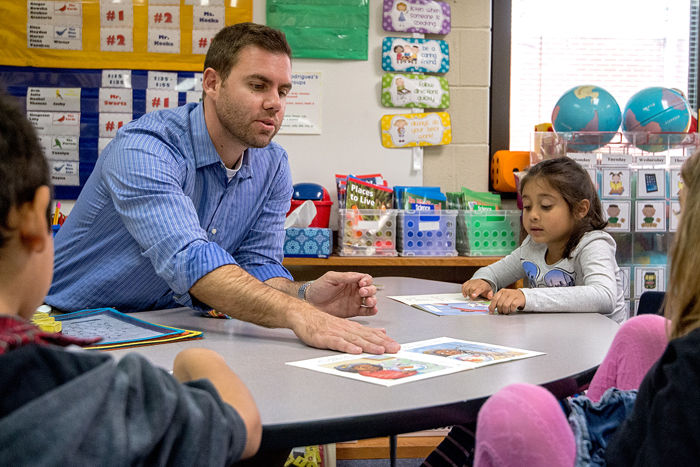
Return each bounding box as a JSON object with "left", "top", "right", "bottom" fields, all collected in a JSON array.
[
  {"left": 457, "top": 210, "right": 520, "bottom": 256},
  {"left": 287, "top": 199, "right": 333, "bottom": 228},
  {"left": 338, "top": 209, "right": 398, "bottom": 256},
  {"left": 397, "top": 210, "right": 458, "bottom": 256}
]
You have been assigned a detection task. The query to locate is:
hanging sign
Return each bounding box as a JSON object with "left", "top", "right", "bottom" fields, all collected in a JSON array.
[
  {"left": 382, "top": 0, "right": 451, "bottom": 34},
  {"left": 382, "top": 37, "right": 449, "bottom": 74},
  {"left": 380, "top": 112, "right": 451, "bottom": 148},
  {"left": 381, "top": 73, "right": 449, "bottom": 108}
]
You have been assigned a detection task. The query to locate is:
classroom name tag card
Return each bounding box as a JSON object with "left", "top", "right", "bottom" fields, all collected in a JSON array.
[
  {"left": 382, "top": 0, "right": 451, "bottom": 34},
  {"left": 382, "top": 37, "right": 449, "bottom": 74},
  {"left": 380, "top": 112, "right": 451, "bottom": 148},
  {"left": 26, "top": 87, "right": 81, "bottom": 112},
  {"left": 381, "top": 73, "right": 449, "bottom": 108}
]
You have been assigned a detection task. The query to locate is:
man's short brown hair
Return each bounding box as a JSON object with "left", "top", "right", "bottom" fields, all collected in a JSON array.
[{"left": 203, "top": 22, "right": 292, "bottom": 82}]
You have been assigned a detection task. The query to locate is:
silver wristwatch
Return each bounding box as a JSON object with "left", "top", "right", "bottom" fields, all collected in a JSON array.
[{"left": 298, "top": 280, "right": 314, "bottom": 301}]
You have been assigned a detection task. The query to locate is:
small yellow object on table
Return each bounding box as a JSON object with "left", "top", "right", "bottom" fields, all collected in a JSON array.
[{"left": 31, "top": 311, "right": 62, "bottom": 333}]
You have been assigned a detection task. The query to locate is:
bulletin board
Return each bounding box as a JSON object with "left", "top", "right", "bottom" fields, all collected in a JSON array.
[
  {"left": 0, "top": 0, "right": 421, "bottom": 208},
  {"left": 0, "top": 1, "right": 252, "bottom": 71}
]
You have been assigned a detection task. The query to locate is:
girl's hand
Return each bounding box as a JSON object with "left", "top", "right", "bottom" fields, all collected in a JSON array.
[
  {"left": 489, "top": 289, "right": 526, "bottom": 314},
  {"left": 462, "top": 279, "right": 494, "bottom": 300}
]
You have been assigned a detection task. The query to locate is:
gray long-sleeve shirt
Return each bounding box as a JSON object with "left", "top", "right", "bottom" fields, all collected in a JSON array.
[{"left": 472, "top": 230, "right": 626, "bottom": 323}]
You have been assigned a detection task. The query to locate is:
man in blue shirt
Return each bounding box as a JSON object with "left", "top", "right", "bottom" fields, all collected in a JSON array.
[{"left": 47, "top": 23, "right": 399, "bottom": 355}]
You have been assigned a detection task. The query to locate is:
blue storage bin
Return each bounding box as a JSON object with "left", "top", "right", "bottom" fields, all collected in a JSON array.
[{"left": 397, "top": 210, "right": 458, "bottom": 256}]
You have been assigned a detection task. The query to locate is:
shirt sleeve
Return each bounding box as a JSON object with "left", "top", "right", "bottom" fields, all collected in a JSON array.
[
  {"left": 116, "top": 353, "right": 248, "bottom": 465},
  {"left": 472, "top": 245, "right": 527, "bottom": 291},
  {"left": 101, "top": 128, "right": 238, "bottom": 300},
  {"left": 234, "top": 151, "right": 293, "bottom": 282},
  {"left": 522, "top": 234, "right": 620, "bottom": 314}
]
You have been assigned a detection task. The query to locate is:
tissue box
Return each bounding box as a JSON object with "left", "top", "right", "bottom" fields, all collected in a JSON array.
[{"left": 284, "top": 228, "right": 332, "bottom": 258}]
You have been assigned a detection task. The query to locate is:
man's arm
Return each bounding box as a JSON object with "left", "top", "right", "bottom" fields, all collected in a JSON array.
[{"left": 190, "top": 264, "right": 399, "bottom": 354}]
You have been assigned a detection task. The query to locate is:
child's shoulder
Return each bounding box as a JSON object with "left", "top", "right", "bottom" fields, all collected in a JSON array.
[{"left": 574, "top": 230, "right": 616, "bottom": 254}]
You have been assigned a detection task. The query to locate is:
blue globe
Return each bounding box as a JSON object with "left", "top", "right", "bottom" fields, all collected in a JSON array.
[
  {"left": 622, "top": 87, "right": 691, "bottom": 152},
  {"left": 552, "top": 85, "right": 621, "bottom": 152}
]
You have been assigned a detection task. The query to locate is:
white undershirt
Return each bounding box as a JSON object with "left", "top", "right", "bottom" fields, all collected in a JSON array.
[{"left": 225, "top": 156, "right": 243, "bottom": 181}]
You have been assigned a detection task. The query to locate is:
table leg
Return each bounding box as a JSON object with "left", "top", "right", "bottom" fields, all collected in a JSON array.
[{"left": 389, "top": 434, "right": 397, "bottom": 467}]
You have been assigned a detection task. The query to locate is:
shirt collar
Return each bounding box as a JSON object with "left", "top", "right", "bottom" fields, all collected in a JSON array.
[{"left": 191, "top": 102, "right": 252, "bottom": 180}]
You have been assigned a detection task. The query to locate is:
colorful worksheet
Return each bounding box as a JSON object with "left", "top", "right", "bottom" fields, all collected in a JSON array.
[
  {"left": 387, "top": 292, "right": 490, "bottom": 315},
  {"left": 287, "top": 337, "right": 544, "bottom": 387},
  {"left": 56, "top": 308, "right": 202, "bottom": 349}
]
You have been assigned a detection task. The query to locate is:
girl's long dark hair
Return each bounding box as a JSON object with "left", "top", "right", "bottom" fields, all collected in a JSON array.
[{"left": 519, "top": 157, "right": 607, "bottom": 258}]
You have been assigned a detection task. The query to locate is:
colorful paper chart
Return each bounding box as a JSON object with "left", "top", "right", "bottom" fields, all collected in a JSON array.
[
  {"left": 56, "top": 307, "right": 202, "bottom": 350},
  {"left": 380, "top": 111, "right": 451, "bottom": 148},
  {"left": 381, "top": 37, "right": 449, "bottom": 74},
  {"left": 382, "top": 0, "right": 451, "bottom": 34},
  {"left": 381, "top": 73, "right": 449, "bottom": 108}
]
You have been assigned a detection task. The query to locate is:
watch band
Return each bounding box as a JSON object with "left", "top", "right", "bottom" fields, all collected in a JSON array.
[{"left": 298, "top": 280, "right": 314, "bottom": 301}]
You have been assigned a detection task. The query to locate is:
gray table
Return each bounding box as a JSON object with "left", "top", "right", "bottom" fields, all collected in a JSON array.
[{"left": 110, "top": 277, "right": 619, "bottom": 451}]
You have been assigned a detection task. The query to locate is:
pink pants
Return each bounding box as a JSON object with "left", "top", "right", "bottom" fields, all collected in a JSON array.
[{"left": 474, "top": 314, "right": 668, "bottom": 467}]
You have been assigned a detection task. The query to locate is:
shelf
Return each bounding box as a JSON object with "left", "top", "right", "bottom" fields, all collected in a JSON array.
[
  {"left": 335, "top": 436, "right": 445, "bottom": 460},
  {"left": 282, "top": 255, "right": 502, "bottom": 267}
]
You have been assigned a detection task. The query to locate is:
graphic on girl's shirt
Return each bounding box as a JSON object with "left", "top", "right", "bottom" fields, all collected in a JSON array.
[
  {"left": 523, "top": 261, "right": 575, "bottom": 287},
  {"left": 522, "top": 261, "right": 539, "bottom": 287},
  {"left": 544, "top": 268, "right": 575, "bottom": 287}
]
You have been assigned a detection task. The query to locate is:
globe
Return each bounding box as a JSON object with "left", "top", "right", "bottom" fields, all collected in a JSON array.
[
  {"left": 552, "top": 85, "right": 622, "bottom": 152},
  {"left": 622, "top": 87, "right": 692, "bottom": 152}
]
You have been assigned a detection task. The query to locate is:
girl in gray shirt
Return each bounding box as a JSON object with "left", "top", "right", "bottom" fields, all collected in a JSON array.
[{"left": 463, "top": 157, "right": 626, "bottom": 323}]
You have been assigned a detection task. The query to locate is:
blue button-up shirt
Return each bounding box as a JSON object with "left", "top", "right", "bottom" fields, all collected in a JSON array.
[{"left": 47, "top": 103, "right": 293, "bottom": 312}]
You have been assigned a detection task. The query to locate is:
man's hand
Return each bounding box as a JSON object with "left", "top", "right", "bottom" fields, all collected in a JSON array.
[
  {"left": 306, "top": 271, "right": 378, "bottom": 318},
  {"left": 489, "top": 289, "right": 525, "bottom": 314},
  {"left": 290, "top": 307, "right": 400, "bottom": 355}
]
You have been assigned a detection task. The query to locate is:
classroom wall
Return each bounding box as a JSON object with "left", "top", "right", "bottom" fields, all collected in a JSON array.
[
  {"left": 424, "top": 0, "right": 492, "bottom": 193},
  {"left": 256, "top": 0, "right": 493, "bottom": 195},
  {"left": 58, "top": 0, "right": 493, "bottom": 214}
]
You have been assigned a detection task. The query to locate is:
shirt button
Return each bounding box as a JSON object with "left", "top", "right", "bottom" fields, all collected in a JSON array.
[{"left": 211, "top": 229, "right": 217, "bottom": 235}]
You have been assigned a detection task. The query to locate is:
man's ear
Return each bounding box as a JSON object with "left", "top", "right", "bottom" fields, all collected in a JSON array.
[
  {"left": 202, "top": 67, "right": 221, "bottom": 100},
  {"left": 19, "top": 185, "right": 51, "bottom": 252},
  {"left": 575, "top": 199, "right": 591, "bottom": 220}
]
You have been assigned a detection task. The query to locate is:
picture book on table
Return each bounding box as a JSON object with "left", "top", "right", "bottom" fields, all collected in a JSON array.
[
  {"left": 387, "top": 292, "right": 491, "bottom": 315},
  {"left": 287, "top": 337, "right": 544, "bottom": 387}
]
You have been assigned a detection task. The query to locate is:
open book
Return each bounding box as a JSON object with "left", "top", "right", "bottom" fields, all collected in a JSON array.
[
  {"left": 287, "top": 337, "right": 544, "bottom": 387},
  {"left": 387, "top": 292, "right": 491, "bottom": 315}
]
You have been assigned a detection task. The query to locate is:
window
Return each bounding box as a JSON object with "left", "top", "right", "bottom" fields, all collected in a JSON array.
[{"left": 491, "top": 0, "right": 697, "bottom": 153}]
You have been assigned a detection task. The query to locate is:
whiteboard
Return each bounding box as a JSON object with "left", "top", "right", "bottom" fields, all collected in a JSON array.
[{"left": 254, "top": 1, "right": 421, "bottom": 221}]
